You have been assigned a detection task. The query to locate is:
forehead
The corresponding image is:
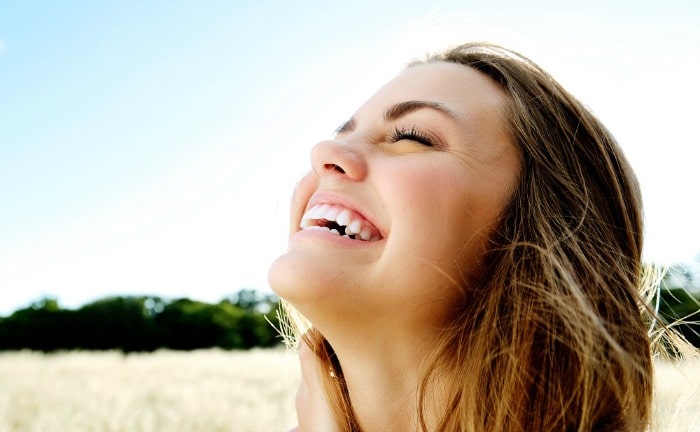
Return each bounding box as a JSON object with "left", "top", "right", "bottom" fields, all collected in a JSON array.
[
  {"left": 353, "top": 61, "right": 514, "bottom": 165},
  {"left": 359, "top": 61, "right": 509, "bottom": 127}
]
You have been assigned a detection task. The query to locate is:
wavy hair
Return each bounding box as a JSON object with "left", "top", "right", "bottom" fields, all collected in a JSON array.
[{"left": 293, "top": 42, "right": 669, "bottom": 431}]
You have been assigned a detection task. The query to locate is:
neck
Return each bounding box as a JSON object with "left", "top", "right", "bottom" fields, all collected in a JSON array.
[{"left": 323, "top": 325, "right": 442, "bottom": 432}]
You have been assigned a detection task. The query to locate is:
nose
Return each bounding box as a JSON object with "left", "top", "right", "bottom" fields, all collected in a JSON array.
[{"left": 310, "top": 139, "right": 368, "bottom": 181}]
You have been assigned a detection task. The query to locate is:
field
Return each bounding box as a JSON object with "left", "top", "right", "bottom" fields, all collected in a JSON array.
[
  {"left": 0, "top": 349, "right": 698, "bottom": 432},
  {"left": 0, "top": 349, "right": 298, "bottom": 432}
]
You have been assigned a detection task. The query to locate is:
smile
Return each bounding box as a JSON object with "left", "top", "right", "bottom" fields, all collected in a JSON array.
[{"left": 300, "top": 204, "right": 382, "bottom": 241}]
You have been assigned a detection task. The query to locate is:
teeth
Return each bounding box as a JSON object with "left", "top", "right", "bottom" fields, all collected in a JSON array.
[
  {"left": 300, "top": 217, "right": 313, "bottom": 228},
  {"left": 299, "top": 203, "right": 382, "bottom": 242},
  {"left": 336, "top": 209, "right": 351, "bottom": 226},
  {"left": 312, "top": 204, "right": 329, "bottom": 219},
  {"left": 323, "top": 207, "right": 340, "bottom": 221},
  {"left": 359, "top": 228, "right": 371, "bottom": 241},
  {"left": 345, "top": 219, "right": 362, "bottom": 236},
  {"left": 306, "top": 225, "right": 330, "bottom": 232}
]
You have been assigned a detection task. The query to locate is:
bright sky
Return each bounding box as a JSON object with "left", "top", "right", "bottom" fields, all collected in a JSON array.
[{"left": 1, "top": 1, "right": 699, "bottom": 315}]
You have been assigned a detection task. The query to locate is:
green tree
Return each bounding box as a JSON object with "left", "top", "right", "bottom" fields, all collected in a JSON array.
[
  {"left": 0, "top": 289, "right": 283, "bottom": 351},
  {"left": 659, "top": 266, "right": 700, "bottom": 348}
]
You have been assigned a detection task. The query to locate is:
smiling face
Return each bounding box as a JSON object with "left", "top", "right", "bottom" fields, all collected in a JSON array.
[{"left": 268, "top": 62, "right": 521, "bottom": 335}]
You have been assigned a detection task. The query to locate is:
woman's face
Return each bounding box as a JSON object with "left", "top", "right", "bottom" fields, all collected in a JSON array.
[{"left": 269, "top": 62, "right": 521, "bottom": 332}]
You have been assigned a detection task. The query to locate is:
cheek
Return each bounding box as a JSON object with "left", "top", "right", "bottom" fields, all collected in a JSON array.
[
  {"left": 288, "top": 172, "right": 318, "bottom": 236},
  {"left": 380, "top": 162, "right": 502, "bottom": 278}
]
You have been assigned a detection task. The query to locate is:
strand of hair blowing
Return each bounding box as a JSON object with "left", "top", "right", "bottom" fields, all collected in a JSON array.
[
  {"left": 421, "top": 44, "right": 651, "bottom": 432},
  {"left": 306, "top": 43, "right": 654, "bottom": 432}
]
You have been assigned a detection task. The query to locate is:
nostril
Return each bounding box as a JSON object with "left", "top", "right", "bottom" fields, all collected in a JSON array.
[
  {"left": 310, "top": 140, "right": 366, "bottom": 180},
  {"left": 325, "top": 163, "right": 346, "bottom": 174}
]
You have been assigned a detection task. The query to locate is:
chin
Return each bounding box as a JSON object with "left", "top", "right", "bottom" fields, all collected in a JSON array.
[
  {"left": 267, "top": 251, "right": 300, "bottom": 300},
  {"left": 268, "top": 254, "right": 329, "bottom": 334},
  {"left": 268, "top": 249, "right": 343, "bottom": 305},
  {"left": 269, "top": 250, "right": 384, "bottom": 333}
]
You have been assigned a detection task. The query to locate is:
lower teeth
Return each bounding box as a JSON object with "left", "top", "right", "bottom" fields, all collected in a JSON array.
[{"left": 306, "top": 226, "right": 364, "bottom": 241}]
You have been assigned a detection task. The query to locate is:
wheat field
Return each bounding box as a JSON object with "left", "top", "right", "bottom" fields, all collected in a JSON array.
[
  {"left": 0, "top": 349, "right": 698, "bottom": 432},
  {"left": 0, "top": 349, "right": 298, "bottom": 432}
]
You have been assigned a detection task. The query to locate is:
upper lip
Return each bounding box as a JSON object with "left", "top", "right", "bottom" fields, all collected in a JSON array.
[{"left": 302, "top": 191, "right": 385, "bottom": 239}]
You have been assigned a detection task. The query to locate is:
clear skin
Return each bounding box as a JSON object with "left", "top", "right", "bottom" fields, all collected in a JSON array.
[{"left": 269, "top": 62, "right": 521, "bottom": 431}]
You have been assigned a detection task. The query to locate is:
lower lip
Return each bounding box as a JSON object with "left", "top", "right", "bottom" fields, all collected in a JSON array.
[{"left": 290, "top": 229, "right": 383, "bottom": 247}]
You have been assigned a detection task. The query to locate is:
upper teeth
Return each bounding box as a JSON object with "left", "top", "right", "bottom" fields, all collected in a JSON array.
[{"left": 300, "top": 204, "right": 381, "bottom": 241}]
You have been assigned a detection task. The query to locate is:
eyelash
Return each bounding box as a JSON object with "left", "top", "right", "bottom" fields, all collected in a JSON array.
[{"left": 389, "top": 125, "right": 434, "bottom": 147}]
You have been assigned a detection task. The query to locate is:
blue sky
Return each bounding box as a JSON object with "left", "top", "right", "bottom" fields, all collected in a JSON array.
[{"left": 1, "top": 0, "right": 699, "bottom": 314}]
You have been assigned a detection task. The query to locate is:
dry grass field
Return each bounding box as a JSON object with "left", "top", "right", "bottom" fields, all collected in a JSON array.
[
  {"left": 0, "top": 349, "right": 698, "bottom": 432},
  {"left": 0, "top": 349, "right": 298, "bottom": 432}
]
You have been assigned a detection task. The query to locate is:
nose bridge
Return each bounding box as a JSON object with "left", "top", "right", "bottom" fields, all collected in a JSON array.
[{"left": 310, "top": 138, "right": 368, "bottom": 181}]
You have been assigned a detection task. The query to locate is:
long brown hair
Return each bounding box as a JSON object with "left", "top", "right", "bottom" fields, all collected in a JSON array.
[{"left": 294, "top": 42, "right": 661, "bottom": 431}]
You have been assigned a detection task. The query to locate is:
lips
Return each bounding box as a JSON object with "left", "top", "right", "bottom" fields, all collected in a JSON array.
[{"left": 300, "top": 203, "right": 382, "bottom": 241}]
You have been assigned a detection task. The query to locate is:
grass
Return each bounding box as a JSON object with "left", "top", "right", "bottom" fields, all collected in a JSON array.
[
  {"left": 0, "top": 349, "right": 698, "bottom": 432},
  {"left": 0, "top": 349, "right": 298, "bottom": 432},
  {"left": 652, "top": 360, "right": 700, "bottom": 432}
]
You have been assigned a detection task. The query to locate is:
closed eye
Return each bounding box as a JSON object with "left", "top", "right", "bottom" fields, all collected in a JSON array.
[{"left": 389, "top": 125, "right": 434, "bottom": 147}]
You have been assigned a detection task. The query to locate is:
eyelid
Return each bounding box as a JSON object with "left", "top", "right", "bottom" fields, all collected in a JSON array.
[
  {"left": 333, "top": 116, "right": 447, "bottom": 149},
  {"left": 390, "top": 125, "right": 434, "bottom": 147},
  {"left": 391, "top": 124, "right": 448, "bottom": 150}
]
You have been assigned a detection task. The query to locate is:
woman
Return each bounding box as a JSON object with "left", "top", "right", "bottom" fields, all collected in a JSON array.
[{"left": 268, "top": 42, "right": 667, "bottom": 431}]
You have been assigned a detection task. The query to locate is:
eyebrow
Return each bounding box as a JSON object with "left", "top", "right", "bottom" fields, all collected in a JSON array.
[{"left": 335, "top": 100, "right": 458, "bottom": 134}]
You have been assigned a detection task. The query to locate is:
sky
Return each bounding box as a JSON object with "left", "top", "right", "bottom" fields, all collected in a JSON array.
[{"left": 1, "top": 0, "right": 699, "bottom": 315}]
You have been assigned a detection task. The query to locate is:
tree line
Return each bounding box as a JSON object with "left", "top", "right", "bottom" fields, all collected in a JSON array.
[
  {"left": 660, "top": 287, "right": 700, "bottom": 348},
  {"left": 0, "top": 273, "right": 698, "bottom": 352},
  {"left": 0, "top": 289, "right": 283, "bottom": 352},
  {"left": 659, "top": 264, "right": 700, "bottom": 349}
]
